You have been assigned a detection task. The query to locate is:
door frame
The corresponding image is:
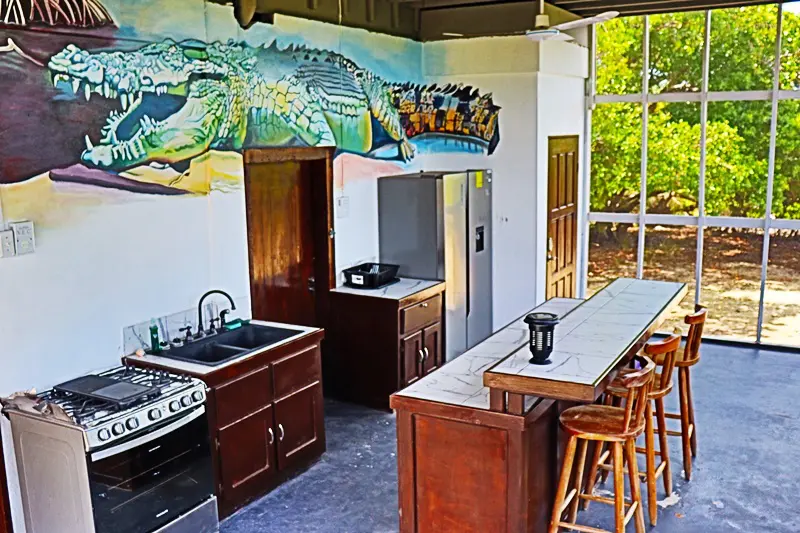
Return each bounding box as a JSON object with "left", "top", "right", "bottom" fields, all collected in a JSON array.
[
  {"left": 243, "top": 147, "right": 336, "bottom": 325},
  {"left": 1, "top": 430, "right": 11, "bottom": 533},
  {"left": 545, "top": 135, "right": 580, "bottom": 300}
]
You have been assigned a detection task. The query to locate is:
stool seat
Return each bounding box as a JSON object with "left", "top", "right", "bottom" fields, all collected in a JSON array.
[{"left": 560, "top": 405, "right": 644, "bottom": 442}]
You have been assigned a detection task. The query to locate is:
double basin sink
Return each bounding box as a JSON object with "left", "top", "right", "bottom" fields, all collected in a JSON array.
[{"left": 158, "top": 324, "right": 303, "bottom": 367}]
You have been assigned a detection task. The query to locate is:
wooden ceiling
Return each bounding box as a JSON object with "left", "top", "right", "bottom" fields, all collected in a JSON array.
[{"left": 397, "top": 0, "right": 793, "bottom": 18}]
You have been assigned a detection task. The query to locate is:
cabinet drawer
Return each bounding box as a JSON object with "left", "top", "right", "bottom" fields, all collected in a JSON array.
[
  {"left": 273, "top": 345, "right": 321, "bottom": 400},
  {"left": 215, "top": 366, "right": 273, "bottom": 428},
  {"left": 401, "top": 295, "right": 442, "bottom": 335}
]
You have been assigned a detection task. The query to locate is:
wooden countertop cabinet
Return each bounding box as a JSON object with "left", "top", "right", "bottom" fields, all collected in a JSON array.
[
  {"left": 325, "top": 283, "right": 446, "bottom": 410},
  {"left": 126, "top": 329, "right": 326, "bottom": 518}
]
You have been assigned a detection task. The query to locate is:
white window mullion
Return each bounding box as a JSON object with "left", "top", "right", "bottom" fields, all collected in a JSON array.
[
  {"left": 579, "top": 25, "right": 597, "bottom": 299},
  {"left": 696, "top": 10, "right": 711, "bottom": 307},
  {"left": 637, "top": 15, "right": 650, "bottom": 279},
  {"left": 756, "top": 3, "right": 783, "bottom": 343}
]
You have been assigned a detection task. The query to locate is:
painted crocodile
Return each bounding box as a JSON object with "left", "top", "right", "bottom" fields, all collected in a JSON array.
[{"left": 47, "top": 39, "right": 501, "bottom": 170}]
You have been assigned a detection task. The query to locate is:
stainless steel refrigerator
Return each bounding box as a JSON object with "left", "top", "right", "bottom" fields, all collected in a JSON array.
[{"left": 378, "top": 171, "right": 493, "bottom": 362}]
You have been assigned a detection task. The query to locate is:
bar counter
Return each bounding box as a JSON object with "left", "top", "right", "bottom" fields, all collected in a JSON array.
[{"left": 389, "top": 278, "right": 687, "bottom": 533}]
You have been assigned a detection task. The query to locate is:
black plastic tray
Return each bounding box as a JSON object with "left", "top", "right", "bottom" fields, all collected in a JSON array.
[{"left": 343, "top": 262, "right": 400, "bottom": 289}]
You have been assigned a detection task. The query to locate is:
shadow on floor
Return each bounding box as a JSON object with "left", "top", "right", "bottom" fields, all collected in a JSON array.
[{"left": 222, "top": 342, "right": 800, "bottom": 533}]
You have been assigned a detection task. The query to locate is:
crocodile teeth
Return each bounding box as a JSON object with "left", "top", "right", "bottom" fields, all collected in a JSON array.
[
  {"left": 103, "top": 82, "right": 110, "bottom": 98},
  {"left": 84, "top": 83, "right": 92, "bottom": 101},
  {"left": 85, "top": 134, "right": 94, "bottom": 150},
  {"left": 71, "top": 77, "right": 81, "bottom": 94},
  {"left": 121, "top": 93, "right": 129, "bottom": 111}
]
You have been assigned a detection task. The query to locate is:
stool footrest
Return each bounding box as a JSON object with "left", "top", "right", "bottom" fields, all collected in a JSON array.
[
  {"left": 555, "top": 522, "right": 612, "bottom": 533},
  {"left": 624, "top": 501, "right": 639, "bottom": 526},
  {"left": 580, "top": 493, "right": 634, "bottom": 507},
  {"left": 558, "top": 488, "right": 578, "bottom": 515}
]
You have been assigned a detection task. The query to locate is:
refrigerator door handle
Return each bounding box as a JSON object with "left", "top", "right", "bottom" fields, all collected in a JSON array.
[{"left": 465, "top": 183, "right": 471, "bottom": 318}]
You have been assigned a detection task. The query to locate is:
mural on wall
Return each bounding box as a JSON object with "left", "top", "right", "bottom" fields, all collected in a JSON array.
[{"left": 0, "top": 0, "right": 500, "bottom": 199}]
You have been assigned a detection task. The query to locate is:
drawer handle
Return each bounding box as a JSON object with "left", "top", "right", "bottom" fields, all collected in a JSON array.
[
  {"left": 424, "top": 347, "right": 430, "bottom": 360},
  {"left": 268, "top": 427, "right": 275, "bottom": 445},
  {"left": 421, "top": 302, "right": 429, "bottom": 308},
  {"left": 278, "top": 423, "right": 285, "bottom": 442},
  {"left": 418, "top": 349, "right": 425, "bottom": 363}
]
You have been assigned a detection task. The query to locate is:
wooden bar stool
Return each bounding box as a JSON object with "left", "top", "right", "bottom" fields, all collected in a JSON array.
[
  {"left": 548, "top": 355, "right": 655, "bottom": 533},
  {"left": 586, "top": 333, "right": 681, "bottom": 527},
  {"left": 667, "top": 305, "right": 707, "bottom": 480}
]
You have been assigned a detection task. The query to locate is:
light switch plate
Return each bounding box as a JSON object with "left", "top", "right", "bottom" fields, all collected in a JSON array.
[
  {"left": 0, "top": 230, "right": 15, "bottom": 258},
  {"left": 336, "top": 196, "right": 350, "bottom": 219},
  {"left": 10, "top": 221, "right": 35, "bottom": 255}
]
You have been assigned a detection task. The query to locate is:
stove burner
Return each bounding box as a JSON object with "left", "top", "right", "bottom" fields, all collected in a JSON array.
[{"left": 39, "top": 366, "right": 194, "bottom": 427}]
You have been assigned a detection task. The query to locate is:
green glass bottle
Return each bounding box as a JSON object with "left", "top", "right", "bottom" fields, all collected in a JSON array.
[{"left": 149, "top": 319, "right": 162, "bottom": 354}]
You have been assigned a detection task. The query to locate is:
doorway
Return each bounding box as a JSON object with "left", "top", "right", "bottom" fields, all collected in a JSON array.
[
  {"left": 244, "top": 147, "right": 335, "bottom": 327},
  {"left": 546, "top": 136, "right": 579, "bottom": 299}
]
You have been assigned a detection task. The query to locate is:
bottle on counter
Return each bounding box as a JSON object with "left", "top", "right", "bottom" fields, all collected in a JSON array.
[{"left": 149, "top": 319, "right": 162, "bottom": 354}]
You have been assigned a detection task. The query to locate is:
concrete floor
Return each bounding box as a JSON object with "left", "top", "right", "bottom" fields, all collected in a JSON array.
[{"left": 221, "top": 342, "right": 800, "bottom": 533}]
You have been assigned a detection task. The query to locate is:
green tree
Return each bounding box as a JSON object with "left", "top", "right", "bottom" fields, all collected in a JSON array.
[{"left": 592, "top": 5, "right": 800, "bottom": 219}]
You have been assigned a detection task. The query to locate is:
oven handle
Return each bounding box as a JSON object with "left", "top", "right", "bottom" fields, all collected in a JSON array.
[{"left": 90, "top": 406, "right": 206, "bottom": 463}]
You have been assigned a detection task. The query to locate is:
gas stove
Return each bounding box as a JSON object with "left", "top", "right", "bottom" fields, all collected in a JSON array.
[
  {"left": 7, "top": 365, "right": 217, "bottom": 533},
  {"left": 37, "top": 365, "right": 207, "bottom": 451}
]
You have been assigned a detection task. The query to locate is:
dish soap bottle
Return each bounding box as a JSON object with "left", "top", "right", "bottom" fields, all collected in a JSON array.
[{"left": 149, "top": 319, "right": 162, "bottom": 354}]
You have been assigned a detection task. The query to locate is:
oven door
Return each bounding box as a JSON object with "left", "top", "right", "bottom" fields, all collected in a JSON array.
[{"left": 87, "top": 406, "right": 214, "bottom": 533}]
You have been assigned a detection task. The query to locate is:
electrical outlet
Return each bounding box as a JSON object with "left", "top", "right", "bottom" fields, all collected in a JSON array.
[
  {"left": 10, "top": 221, "right": 35, "bottom": 255},
  {"left": 0, "top": 230, "right": 15, "bottom": 258},
  {"left": 336, "top": 196, "right": 350, "bottom": 219}
]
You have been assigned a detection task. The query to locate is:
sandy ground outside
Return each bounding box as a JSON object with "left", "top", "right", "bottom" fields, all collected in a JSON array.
[{"left": 587, "top": 225, "right": 800, "bottom": 347}]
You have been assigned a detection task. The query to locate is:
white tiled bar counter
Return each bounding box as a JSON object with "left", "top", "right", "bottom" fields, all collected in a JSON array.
[{"left": 389, "top": 278, "right": 688, "bottom": 533}]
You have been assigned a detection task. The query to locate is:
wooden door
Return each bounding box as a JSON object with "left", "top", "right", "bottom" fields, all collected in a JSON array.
[
  {"left": 546, "top": 136, "right": 579, "bottom": 299},
  {"left": 217, "top": 405, "right": 277, "bottom": 510},
  {"left": 401, "top": 331, "right": 424, "bottom": 387},
  {"left": 274, "top": 385, "right": 324, "bottom": 472},
  {"left": 246, "top": 160, "right": 318, "bottom": 326},
  {"left": 0, "top": 430, "right": 10, "bottom": 533},
  {"left": 422, "top": 323, "right": 442, "bottom": 376}
]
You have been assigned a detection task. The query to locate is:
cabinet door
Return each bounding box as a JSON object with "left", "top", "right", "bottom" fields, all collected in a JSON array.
[
  {"left": 401, "top": 330, "right": 424, "bottom": 387},
  {"left": 274, "top": 384, "right": 325, "bottom": 472},
  {"left": 217, "top": 405, "right": 276, "bottom": 510},
  {"left": 422, "top": 322, "right": 442, "bottom": 376}
]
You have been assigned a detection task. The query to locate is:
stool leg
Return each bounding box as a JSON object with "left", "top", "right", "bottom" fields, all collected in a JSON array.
[
  {"left": 655, "top": 397, "right": 673, "bottom": 496},
  {"left": 678, "top": 367, "right": 693, "bottom": 481},
  {"left": 625, "top": 438, "right": 646, "bottom": 533},
  {"left": 686, "top": 368, "right": 698, "bottom": 457},
  {"left": 644, "top": 400, "right": 658, "bottom": 526},
  {"left": 568, "top": 438, "right": 589, "bottom": 523},
  {"left": 599, "top": 395, "right": 615, "bottom": 484},
  {"left": 582, "top": 441, "right": 605, "bottom": 510},
  {"left": 612, "top": 442, "right": 626, "bottom": 533},
  {"left": 549, "top": 435, "right": 578, "bottom": 533}
]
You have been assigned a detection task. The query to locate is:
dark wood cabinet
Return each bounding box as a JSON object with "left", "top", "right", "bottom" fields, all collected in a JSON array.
[
  {"left": 126, "top": 328, "right": 326, "bottom": 518},
  {"left": 217, "top": 405, "right": 277, "bottom": 505},
  {"left": 325, "top": 282, "right": 446, "bottom": 410},
  {"left": 422, "top": 322, "right": 442, "bottom": 375},
  {"left": 275, "top": 384, "right": 324, "bottom": 471},
  {"left": 401, "top": 331, "right": 424, "bottom": 387}
]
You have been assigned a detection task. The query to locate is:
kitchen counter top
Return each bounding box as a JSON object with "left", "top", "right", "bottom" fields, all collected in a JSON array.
[
  {"left": 393, "top": 297, "right": 584, "bottom": 411},
  {"left": 123, "top": 320, "right": 321, "bottom": 376},
  {"left": 484, "top": 278, "right": 687, "bottom": 402},
  {"left": 330, "top": 278, "right": 444, "bottom": 300}
]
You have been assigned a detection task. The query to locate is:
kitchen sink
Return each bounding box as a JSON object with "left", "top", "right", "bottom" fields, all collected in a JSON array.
[{"left": 157, "top": 324, "right": 303, "bottom": 367}]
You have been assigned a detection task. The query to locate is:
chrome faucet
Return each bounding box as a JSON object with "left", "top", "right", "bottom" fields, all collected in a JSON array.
[{"left": 198, "top": 290, "right": 237, "bottom": 334}]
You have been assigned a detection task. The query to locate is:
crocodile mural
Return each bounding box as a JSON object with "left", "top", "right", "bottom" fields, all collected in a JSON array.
[{"left": 46, "top": 38, "right": 501, "bottom": 171}]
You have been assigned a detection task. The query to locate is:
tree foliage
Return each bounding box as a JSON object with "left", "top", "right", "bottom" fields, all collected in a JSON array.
[{"left": 592, "top": 5, "right": 800, "bottom": 219}]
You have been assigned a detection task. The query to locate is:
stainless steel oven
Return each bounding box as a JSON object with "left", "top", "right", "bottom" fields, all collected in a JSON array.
[{"left": 88, "top": 406, "right": 214, "bottom": 533}]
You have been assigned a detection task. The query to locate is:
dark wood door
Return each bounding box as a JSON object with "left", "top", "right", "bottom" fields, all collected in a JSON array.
[
  {"left": 274, "top": 385, "right": 324, "bottom": 472},
  {"left": 422, "top": 322, "right": 442, "bottom": 376},
  {"left": 246, "top": 161, "right": 317, "bottom": 326},
  {"left": 401, "top": 330, "right": 424, "bottom": 387},
  {"left": 546, "top": 136, "right": 579, "bottom": 299},
  {"left": 0, "top": 430, "right": 11, "bottom": 533},
  {"left": 217, "top": 405, "right": 277, "bottom": 509}
]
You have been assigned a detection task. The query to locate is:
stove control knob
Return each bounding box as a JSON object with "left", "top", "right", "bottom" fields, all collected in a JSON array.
[
  {"left": 169, "top": 401, "right": 181, "bottom": 413},
  {"left": 149, "top": 409, "right": 163, "bottom": 421},
  {"left": 112, "top": 423, "right": 125, "bottom": 436},
  {"left": 181, "top": 395, "right": 192, "bottom": 408},
  {"left": 191, "top": 391, "right": 204, "bottom": 403},
  {"left": 126, "top": 418, "right": 140, "bottom": 431},
  {"left": 98, "top": 428, "right": 111, "bottom": 441}
]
